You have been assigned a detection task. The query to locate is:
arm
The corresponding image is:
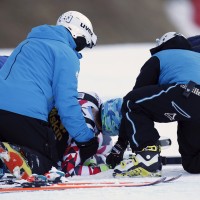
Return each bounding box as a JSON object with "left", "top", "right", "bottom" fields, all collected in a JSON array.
[
  {"left": 133, "top": 56, "right": 160, "bottom": 89},
  {"left": 123, "top": 56, "right": 160, "bottom": 102},
  {"left": 52, "top": 49, "right": 94, "bottom": 143}
]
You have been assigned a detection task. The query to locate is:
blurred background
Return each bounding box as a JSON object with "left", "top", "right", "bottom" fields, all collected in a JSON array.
[{"left": 0, "top": 0, "right": 200, "bottom": 48}]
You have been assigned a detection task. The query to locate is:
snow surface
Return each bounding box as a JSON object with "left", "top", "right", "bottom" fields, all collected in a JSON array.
[{"left": 1, "top": 43, "right": 200, "bottom": 200}]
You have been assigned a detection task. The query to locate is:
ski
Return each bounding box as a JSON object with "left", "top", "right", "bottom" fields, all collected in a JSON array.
[
  {"left": 0, "top": 174, "right": 182, "bottom": 193},
  {"left": 158, "top": 138, "right": 172, "bottom": 148},
  {"left": 0, "top": 177, "right": 166, "bottom": 193},
  {"left": 161, "top": 156, "right": 182, "bottom": 165},
  {"left": 67, "top": 173, "right": 182, "bottom": 185},
  {"left": 53, "top": 173, "right": 182, "bottom": 185},
  {"left": 163, "top": 173, "right": 182, "bottom": 183}
]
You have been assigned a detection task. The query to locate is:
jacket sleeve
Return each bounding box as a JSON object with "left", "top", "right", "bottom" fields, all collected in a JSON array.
[
  {"left": 133, "top": 56, "right": 160, "bottom": 89},
  {"left": 52, "top": 48, "right": 94, "bottom": 143},
  {"left": 123, "top": 56, "right": 160, "bottom": 102}
]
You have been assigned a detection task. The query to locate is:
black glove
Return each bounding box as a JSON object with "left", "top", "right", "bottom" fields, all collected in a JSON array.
[
  {"left": 106, "top": 141, "right": 126, "bottom": 169},
  {"left": 75, "top": 137, "right": 99, "bottom": 164}
]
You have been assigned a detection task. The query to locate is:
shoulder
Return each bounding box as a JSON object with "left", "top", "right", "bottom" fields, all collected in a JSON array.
[{"left": 0, "top": 56, "right": 9, "bottom": 69}]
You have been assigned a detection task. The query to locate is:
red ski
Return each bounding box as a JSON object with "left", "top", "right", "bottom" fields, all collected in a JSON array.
[
  {"left": 55, "top": 173, "right": 182, "bottom": 185},
  {"left": 0, "top": 174, "right": 182, "bottom": 193},
  {"left": 0, "top": 177, "right": 166, "bottom": 193}
]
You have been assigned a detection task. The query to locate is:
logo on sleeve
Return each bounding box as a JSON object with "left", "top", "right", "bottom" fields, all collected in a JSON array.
[{"left": 164, "top": 113, "right": 176, "bottom": 121}]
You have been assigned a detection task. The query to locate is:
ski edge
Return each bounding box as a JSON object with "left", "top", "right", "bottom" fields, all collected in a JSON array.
[{"left": 163, "top": 173, "right": 182, "bottom": 183}]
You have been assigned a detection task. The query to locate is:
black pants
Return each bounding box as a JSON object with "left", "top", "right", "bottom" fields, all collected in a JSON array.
[
  {"left": 177, "top": 121, "right": 200, "bottom": 173},
  {"left": 0, "top": 110, "right": 59, "bottom": 174},
  {"left": 121, "top": 84, "right": 200, "bottom": 153}
]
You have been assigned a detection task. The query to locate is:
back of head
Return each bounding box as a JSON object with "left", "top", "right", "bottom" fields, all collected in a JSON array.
[
  {"left": 151, "top": 31, "right": 191, "bottom": 55},
  {"left": 78, "top": 92, "right": 102, "bottom": 133},
  {"left": 56, "top": 11, "right": 97, "bottom": 51},
  {"left": 78, "top": 91, "right": 102, "bottom": 110}
]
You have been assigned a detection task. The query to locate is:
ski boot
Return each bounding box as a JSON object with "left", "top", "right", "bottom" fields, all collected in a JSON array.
[{"left": 113, "top": 144, "right": 162, "bottom": 177}]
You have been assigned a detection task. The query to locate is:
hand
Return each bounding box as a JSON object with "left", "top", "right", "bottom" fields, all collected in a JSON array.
[
  {"left": 106, "top": 142, "right": 126, "bottom": 169},
  {"left": 75, "top": 137, "right": 99, "bottom": 164}
]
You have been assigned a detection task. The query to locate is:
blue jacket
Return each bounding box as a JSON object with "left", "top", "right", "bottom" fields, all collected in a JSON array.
[
  {"left": 0, "top": 25, "right": 94, "bottom": 142},
  {"left": 155, "top": 49, "right": 200, "bottom": 85},
  {"left": 133, "top": 35, "right": 200, "bottom": 89}
]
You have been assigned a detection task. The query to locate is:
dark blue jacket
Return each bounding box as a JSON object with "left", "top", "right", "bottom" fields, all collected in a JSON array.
[
  {"left": 133, "top": 35, "right": 200, "bottom": 88},
  {"left": 0, "top": 56, "right": 8, "bottom": 69}
]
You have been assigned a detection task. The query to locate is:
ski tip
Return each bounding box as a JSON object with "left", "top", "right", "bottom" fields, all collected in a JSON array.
[
  {"left": 163, "top": 173, "right": 182, "bottom": 183},
  {"left": 160, "top": 176, "right": 167, "bottom": 182}
]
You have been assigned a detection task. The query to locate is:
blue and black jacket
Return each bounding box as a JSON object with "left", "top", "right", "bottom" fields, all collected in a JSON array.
[{"left": 133, "top": 35, "right": 200, "bottom": 89}]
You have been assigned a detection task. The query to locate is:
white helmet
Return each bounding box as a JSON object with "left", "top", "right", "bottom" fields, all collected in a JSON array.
[
  {"left": 156, "top": 32, "right": 185, "bottom": 47},
  {"left": 56, "top": 11, "right": 97, "bottom": 48}
]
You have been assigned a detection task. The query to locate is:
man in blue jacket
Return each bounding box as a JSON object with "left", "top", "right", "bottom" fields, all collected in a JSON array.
[
  {"left": 0, "top": 11, "right": 98, "bottom": 179},
  {"left": 106, "top": 32, "right": 200, "bottom": 177}
]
